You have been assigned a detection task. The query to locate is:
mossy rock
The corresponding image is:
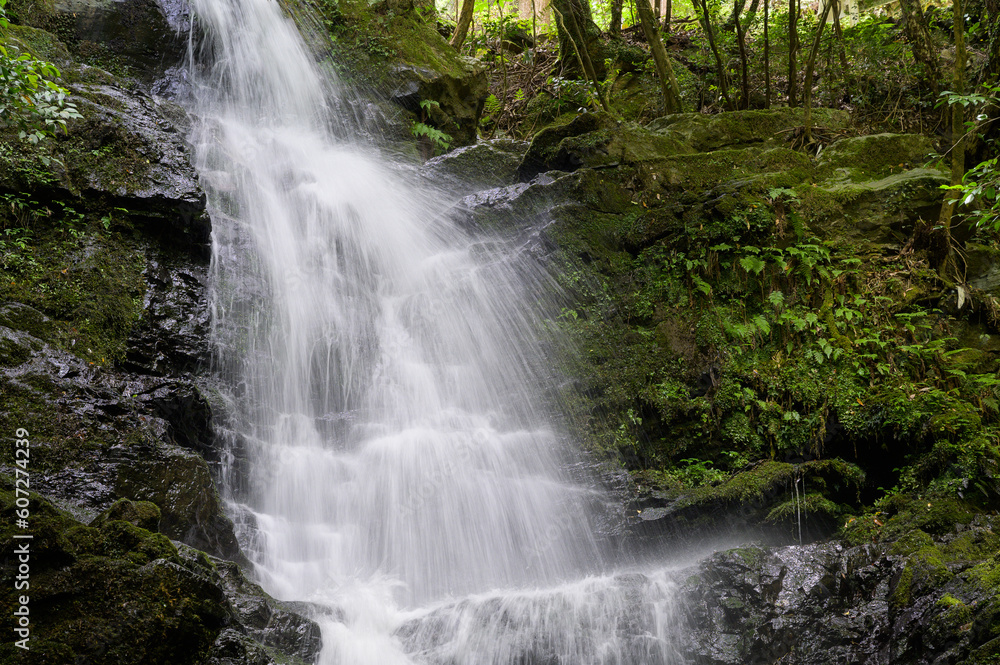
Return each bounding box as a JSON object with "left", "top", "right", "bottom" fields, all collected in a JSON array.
[
  {"left": 802, "top": 166, "right": 947, "bottom": 249},
  {"left": 4, "top": 0, "right": 61, "bottom": 31},
  {"left": 818, "top": 132, "right": 936, "bottom": 181},
  {"left": 0, "top": 326, "right": 42, "bottom": 366},
  {"left": 3, "top": 22, "right": 73, "bottom": 63},
  {"left": 90, "top": 497, "right": 161, "bottom": 532},
  {"left": 115, "top": 442, "right": 244, "bottom": 562},
  {"left": 891, "top": 546, "right": 954, "bottom": 608},
  {"left": 646, "top": 107, "right": 850, "bottom": 153},
  {"left": 967, "top": 242, "right": 1000, "bottom": 296},
  {"left": 0, "top": 482, "right": 228, "bottom": 664}
]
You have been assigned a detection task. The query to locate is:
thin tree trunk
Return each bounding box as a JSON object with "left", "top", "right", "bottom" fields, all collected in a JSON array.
[
  {"left": 552, "top": 5, "right": 610, "bottom": 111},
  {"left": 986, "top": 0, "right": 1000, "bottom": 84},
  {"left": 610, "top": 0, "right": 623, "bottom": 36},
  {"left": 696, "top": 0, "right": 733, "bottom": 109},
  {"left": 635, "top": 0, "right": 683, "bottom": 112},
  {"left": 663, "top": 0, "right": 672, "bottom": 31},
  {"left": 724, "top": 0, "right": 748, "bottom": 31},
  {"left": 938, "top": 0, "right": 967, "bottom": 280},
  {"left": 831, "top": 0, "right": 851, "bottom": 98},
  {"left": 450, "top": 0, "right": 475, "bottom": 49},
  {"left": 788, "top": 0, "right": 799, "bottom": 106},
  {"left": 803, "top": 1, "right": 832, "bottom": 143},
  {"left": 764, "top": 0, "right": 771, "bottom": 107},
  {"left": 733, "top": 0, "right": 751, "bottom": 108},
  {"left": 654, "top": 0, "right": 661, "bottom": 22},
  {"left": 898, "top": 0, "right": 941, "bottom": 98}
]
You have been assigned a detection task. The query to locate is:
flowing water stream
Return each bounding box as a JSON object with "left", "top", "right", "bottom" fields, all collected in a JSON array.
[{"left": 188, "top": 0, "right": 681, "bottom": 661}]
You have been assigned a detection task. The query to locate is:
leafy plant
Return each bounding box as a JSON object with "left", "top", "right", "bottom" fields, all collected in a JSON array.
[
  {"left": 411, "top": 99, "right": 452, "bottom": 155},
  {"left": 0, "top": 0, "right": 82, "bottom": 146}
]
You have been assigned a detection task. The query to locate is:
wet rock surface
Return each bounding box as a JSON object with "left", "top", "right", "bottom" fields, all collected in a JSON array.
[
  {"left": 668, "top": 524, "right": 1000, "bottom": 665},
  {"left": 0, "top": 16, "right": 321, "bottom": 664}
]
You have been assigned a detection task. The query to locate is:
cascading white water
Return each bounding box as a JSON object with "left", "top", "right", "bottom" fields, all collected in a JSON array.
[{"left": 188, "top": 0, "right": 682, "bottom": 661}]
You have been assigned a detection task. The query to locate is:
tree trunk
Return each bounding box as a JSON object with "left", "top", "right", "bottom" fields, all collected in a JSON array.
[
  {"left": 610, "top": 0, "right": 623, "bottom": 36},
  {"left": 788, "top": 0, "right": 799, "bottom": 106},
  {"left": 764, "top": 0, "right": 771, "bottom": 107},
  {"left": 733, "top": 0, "right": 751, "bottom": 108},
  {"left": 724, "top": 0, "right": 747, "bottom": 31},
  {"left": 552, "top": 4, "right": 609, "bottom": 111},
  {"left": 831, "top": 0, "right": 851, "bottom": 98},
  {"left": 938, "top": 0, "right": 967, "bottom": 280},
  {"left": 983, "top": 0, "right": 999, "bottom": 83},
  {"left": 663, "top": 0, "right": 672, "bottom": 31},
  {"left": 696, "top": 0, "right": 733, "bottom": 109},
  {"left": 803, "top": 1, "right": 832, "bottom": 143},
  {"left": 450, "top": 0, "right": 475, "bottom": 49},
  {"left": 551, "top": 0, "right": 606, "bottom": 78},
  {"left": 635, "top": 0, "right": 683, "bottom": 113},
  {"left": 898, "top": 0, "right": 941, "bottom": 98}
]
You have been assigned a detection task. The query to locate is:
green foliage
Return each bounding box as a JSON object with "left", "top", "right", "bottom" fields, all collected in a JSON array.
[
  {"left": 411, "top": 99, "right": 452, "bottom": 153},
  {"left": 0, "top": 0, "right": 81, "bottom": 146},
  {"left": 938, "top": 84, "right": 1000, "bottom": 232}
]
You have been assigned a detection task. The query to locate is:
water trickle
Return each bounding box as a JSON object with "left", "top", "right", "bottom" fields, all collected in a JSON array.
[{"left": 188, "top": 0, "right": 681, "bottom": 660}]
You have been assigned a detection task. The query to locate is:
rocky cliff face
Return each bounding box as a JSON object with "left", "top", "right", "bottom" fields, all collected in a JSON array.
[{"left": 0, "top": 2, "right": 323, "bottom": 663}]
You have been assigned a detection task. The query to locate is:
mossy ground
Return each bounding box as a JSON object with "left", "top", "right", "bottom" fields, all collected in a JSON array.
[{"left": 533, "top": 113, "right": 1000, "bottom": 542}]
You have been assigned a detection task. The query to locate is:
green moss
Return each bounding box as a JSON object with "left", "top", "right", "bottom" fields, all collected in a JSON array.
[
  {"left": 943, "top": 529, "right": 1000, "bottom": 563},
  {"left": 0, "top": 482, "right": 227, "bottom": 664},
  {"left": 966, "top": 637, "right": 1000, "bottom": 665},
  {"left": 937, "top": 592, "right": 965, "bottom": 608},
  {"left": 818, "top": 133, "right": 936, "bottom": 181},
  {"left": 3, "top": 23, "right": 71, "bottom": 63},
  {"left": 890, "top": 529, "right": 937, "bottom": 556},
  {"left": 881, "top": 497, "right": 978, "bottom": 539},
  {"left": 766, "top": 492, "right": 842, "bottom": 522},
  {"left": 91, "top": 498, "right": 162, "bottom": 532},
  {"left": 0, "top": 206, "right": 146, "bottom": 365},
  {"left": 730, "top": 545, "right": 766, "bottom": 568},
  {"left": 892, "top": 546, "right": 953, "bottom": 608}
]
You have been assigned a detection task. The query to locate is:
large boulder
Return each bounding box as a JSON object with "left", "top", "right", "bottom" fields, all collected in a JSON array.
[
  {"left": 0, "top": 486, "right": 321, "bottom": 665},
  {"left": 6, "top": 0, "right": 187, "bottom": 86}
]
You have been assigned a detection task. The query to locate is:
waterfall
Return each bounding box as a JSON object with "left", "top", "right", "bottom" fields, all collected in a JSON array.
[{"left": 187, "top": 0, "right": 681, "bottom": 661}]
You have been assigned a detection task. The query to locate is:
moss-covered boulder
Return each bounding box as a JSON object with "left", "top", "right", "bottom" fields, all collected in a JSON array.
[
  {"left": 90, "top": 497, "right": 162, "bottom": 531},
  {"left": 0, "top": 485, "right": 322, "bottom": 664},
  {"left": 647, "top": 107, "right": 850, "bottom": 153},
  {"left": 294, "top": 0, "right": 487, "bottom": 149},
  {"left": 421, "top": 138, "right": 528, "bottom": 194},
  {"left": 0, "top": 483, "right": 226, "bottom": 664},
  {"left": 6, "top": 0, "right": 186, "bottom": 84}
]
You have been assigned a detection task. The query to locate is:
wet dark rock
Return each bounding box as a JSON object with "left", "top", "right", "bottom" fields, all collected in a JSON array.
[
  {"left": 210, "top": 556, "right": 326, "bottom": 661},
  {"left": 69, "top": 85, "right": 210, "bottom": 248},
  {"left": 9, "top": 0, "right": 187, "bottom": 86},
  {"left": 666, "top": 527, "right": 1000, "bottom": 665},
  {"left": 422, "top": 139, "right": 529, "bottom": 195},
  {"left": 131, "top": 379, "right": 215, "bottom": 454},
  {"left": 126, "top": 251, "right": 211, "bottom": 375},
  {"left": 0, "top": 312, "right": 239, "bottom": 559}
]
